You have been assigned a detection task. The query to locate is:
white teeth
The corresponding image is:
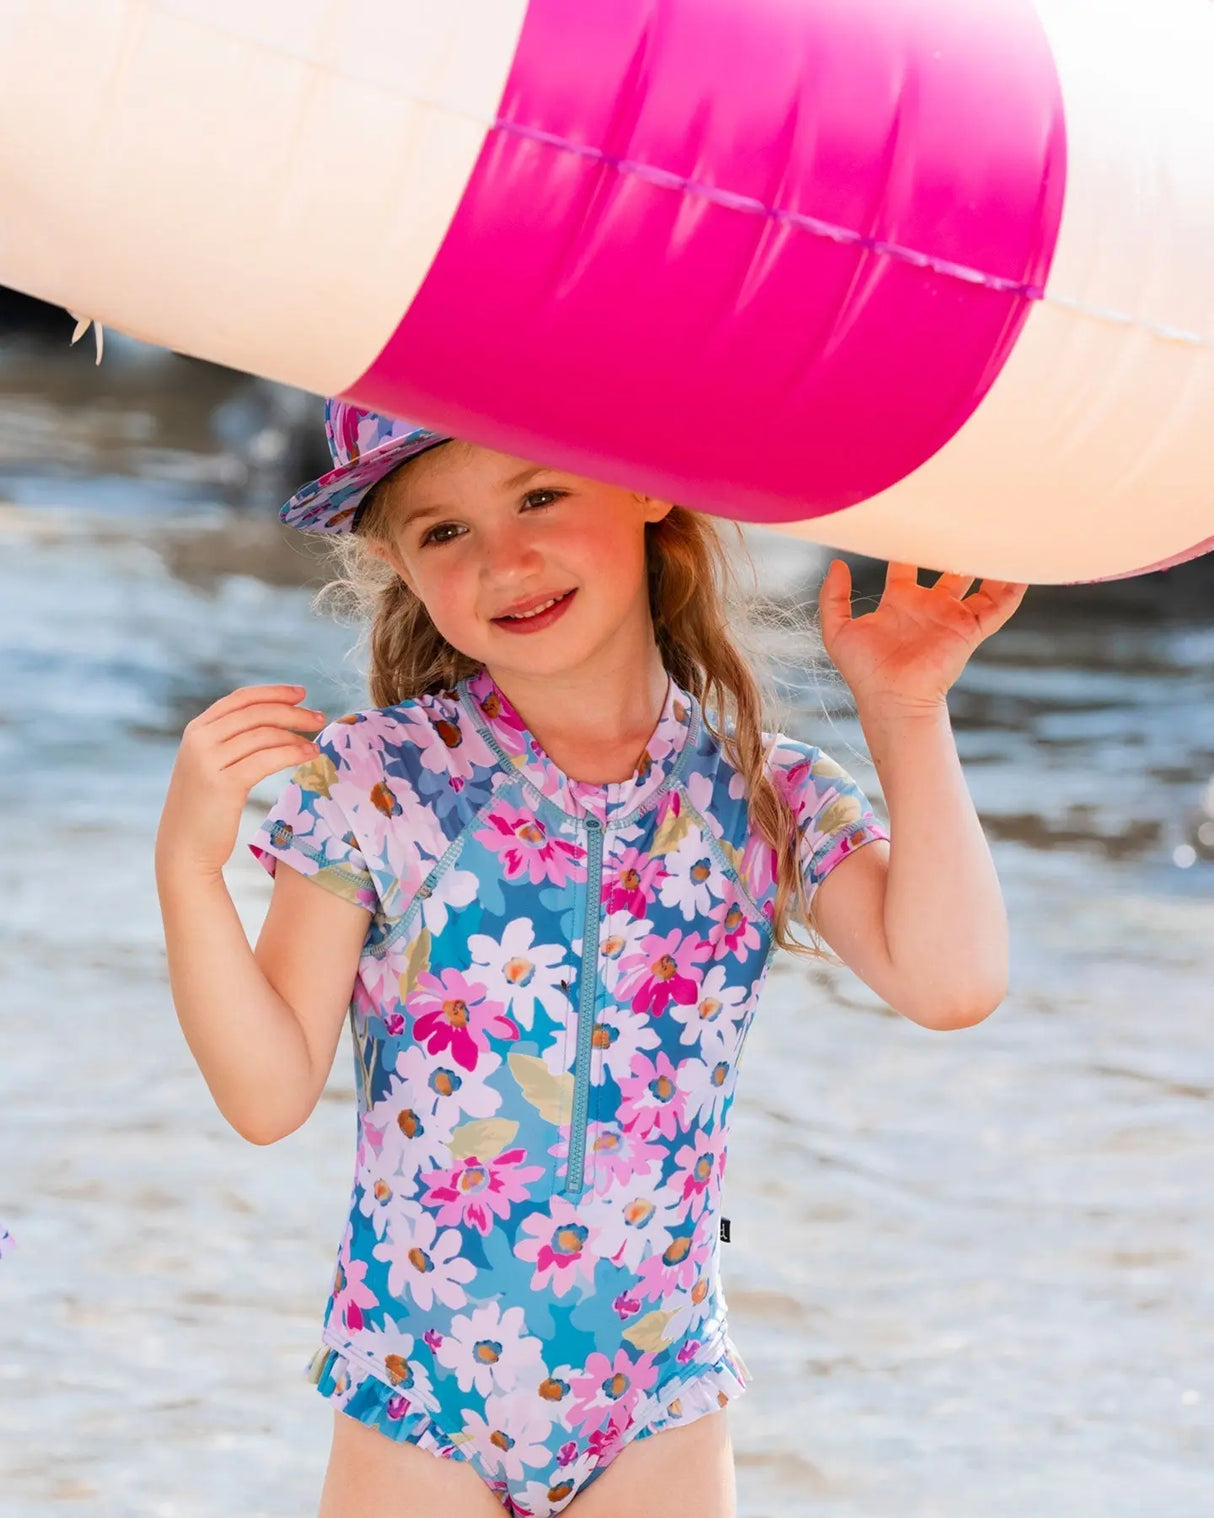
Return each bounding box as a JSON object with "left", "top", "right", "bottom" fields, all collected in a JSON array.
[{"left": 503, "top": 592, "right": 565, "bottom": 620}]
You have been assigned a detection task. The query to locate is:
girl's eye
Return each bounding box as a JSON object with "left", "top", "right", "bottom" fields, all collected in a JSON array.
[{"left": 419, "top": 488, "right": 565, "bottom": 547}]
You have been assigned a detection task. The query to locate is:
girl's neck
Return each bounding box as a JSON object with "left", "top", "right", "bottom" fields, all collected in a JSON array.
[{"left": 483, "top": 646, "right": 671, "bottom": 785}]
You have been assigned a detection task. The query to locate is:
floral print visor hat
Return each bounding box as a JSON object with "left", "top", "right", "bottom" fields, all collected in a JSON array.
[{"left": 280, "top": 397, "right": 451, "bottom": 534}]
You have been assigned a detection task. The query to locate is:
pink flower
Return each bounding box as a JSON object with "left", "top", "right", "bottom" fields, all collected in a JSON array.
[
  {"left": 568, "top": 1347, "right": 659, "bottom": 1436},
  {"left": 737, "top": 829, "right": 777, "bottom": 901},
  {"left": 654, "top": 788, "right": 681, "bottom": 830},
  {"left": 514, "top": 1196, "right": 601, "bottom": 1296},
  {"left": 669, "top": 1125, "right": 725, "bottom": 1221},
  {"left": 410, "top": 966, "right": 519, "bottom": 1071},
  {"left": 355, "top": 1116, "right": 384, "bottom": 1171},
  {"left": 418, "top": 1148, "right": 546, "bottom": 1235},
  {"left": 633, "top": 1225, "right": 714, "bottom": 1304},
  {"left": 817, "top": 823, "right": 883, "bottom": 875},
  {"left": 475, "top": 801, "right": 584, "bottom": 887},
  {"left": 330, "top": 1223, "right": 379, "bottom": 1333},
  {"left": 602, "top": 844, "right": 666, "bottom": 917},
  {"left": 703, "top": 890, "right": 764, "bottom": 963},
  {"left": 616, "top": 1050, "right": 688, "bottom": 1141},
  {"left": 572, "top": 1119, "right": 666, "bottom": 1192},
  {"left": 615, "top": 926, "right": 711, "bottom": 1017}
]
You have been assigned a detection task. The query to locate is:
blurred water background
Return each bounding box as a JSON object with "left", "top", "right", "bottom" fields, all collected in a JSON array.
[{"left": 0, "top": 300, "right": 1211, "bottom": 1517}]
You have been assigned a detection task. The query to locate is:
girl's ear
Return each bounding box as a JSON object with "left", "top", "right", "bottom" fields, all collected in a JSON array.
[
  {"left": 367, "top": 537, "right": 417, "bottom": 597},
  {"left": 638, "top": 494, "right": 675, "bottom": 525}
]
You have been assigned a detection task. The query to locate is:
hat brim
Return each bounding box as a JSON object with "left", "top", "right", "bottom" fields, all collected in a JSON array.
[{"left": 279, "top": 431, "right": 450, "bottom": 534}]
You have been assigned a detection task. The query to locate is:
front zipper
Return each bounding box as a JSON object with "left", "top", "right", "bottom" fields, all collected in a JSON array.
[{"left": 565, "top": 813, "right": 603, "bottom": 1196}]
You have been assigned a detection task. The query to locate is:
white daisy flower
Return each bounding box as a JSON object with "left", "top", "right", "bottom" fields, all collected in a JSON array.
[
  {"left": 371, "top": 1206, "right": 477, "bottom": 1312},
  {"left": 467, "top": 915, "right": 575, "bottom": 1032},
  {"left": 434, "top": 1299, "right": 547, "bottom": 1397}
]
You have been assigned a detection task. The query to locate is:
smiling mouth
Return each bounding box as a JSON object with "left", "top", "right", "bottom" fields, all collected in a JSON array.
[{"left": 492, "top": 589, "right": 576, "bottom": 622}]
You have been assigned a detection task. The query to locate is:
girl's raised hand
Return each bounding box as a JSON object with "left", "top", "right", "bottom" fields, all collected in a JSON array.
[
  {"left": 155, "top": 684, "right": 327, "bottom": 879},
  {"left": 818, "top": 559, "right": 1028, "bottom": 713}
]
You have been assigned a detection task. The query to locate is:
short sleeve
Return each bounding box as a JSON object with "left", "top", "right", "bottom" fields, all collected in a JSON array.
[
  {"left": 248, "top": 724, "right": 378, "bottom": 914},
  {"left": 768, "top": 735, "right": 889, "bottom": 906}
]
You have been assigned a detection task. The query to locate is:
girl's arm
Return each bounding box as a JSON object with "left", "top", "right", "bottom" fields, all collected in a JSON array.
[
  {"left": 806, "top": 560, "right": 1028, "bottom": 1032},
  {"left": 157, "top": 857, "right": 370, "bottom": 1143},
  {"left": 155, "top": 683, "right": 370, "bottom": 1144},
  {"left": 810, "top": 696, "right": 1006, "bottom": 1030}
]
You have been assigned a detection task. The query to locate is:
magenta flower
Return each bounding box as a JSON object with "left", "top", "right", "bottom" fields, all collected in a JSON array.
[
  {"left": 615, "top": 927, "right": 711, "bottom": 1017},
  {"left": 410, "top": 966, "right": 519, "bottom": 1071},
  {"left": 475, "top": 801, "right": 584, "bottom": 886},
  {"left": 602, "top": 844, "right": 666, "bottom": 917},
  {"left": 418, "top": 1148, "right": 546, "bottom": 1235},
  {"left": 586, "top": 1414, "right": 631, "bottom": 1465},
  {"left": 704, "top": 891, "right": 764, "bottom": 962}
]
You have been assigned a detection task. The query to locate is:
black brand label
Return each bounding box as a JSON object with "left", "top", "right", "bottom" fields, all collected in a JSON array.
[{"left": 719, "top": 1216, "right": 731, "bottom": 1242}]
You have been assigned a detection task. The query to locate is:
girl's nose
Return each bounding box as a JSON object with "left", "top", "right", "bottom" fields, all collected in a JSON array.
[{"left": 481, "top": 522, "right": 544, "bottom": 575}]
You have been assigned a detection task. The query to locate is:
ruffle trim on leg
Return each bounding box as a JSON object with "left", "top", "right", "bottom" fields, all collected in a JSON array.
[
  {"left": 305, "top": 1343, "right": 467, "bottom": 1463},
  {"left": 640, "top": 1336, "right": 752, "bottom": 1439}
]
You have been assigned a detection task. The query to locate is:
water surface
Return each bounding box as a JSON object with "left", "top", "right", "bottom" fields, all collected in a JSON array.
[{"left": 0, "top": 336, "right": 1210, "bottom": 1517}]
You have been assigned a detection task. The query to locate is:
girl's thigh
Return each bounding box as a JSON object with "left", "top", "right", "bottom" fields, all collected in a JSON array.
[
  {"left": 317, "top": 1409, "right": 505, "bottom": 1518},
  {"left": 568, "top": 1408, "right": 737, "bottom": 1518}
]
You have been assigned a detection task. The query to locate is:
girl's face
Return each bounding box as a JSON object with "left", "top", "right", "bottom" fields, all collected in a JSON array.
[{"left": 368, "top": 439, "right": 673, "bottom": 680}]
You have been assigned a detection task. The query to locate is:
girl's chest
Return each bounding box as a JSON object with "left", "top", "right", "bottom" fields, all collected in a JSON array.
[{"left": 360, "top": 799, "right": 774, "bottom": 1051}]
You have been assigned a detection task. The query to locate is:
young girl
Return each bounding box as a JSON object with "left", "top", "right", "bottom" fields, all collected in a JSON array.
[{"left": 155, "top": 399, "right": 1025, "bottom": 1518}]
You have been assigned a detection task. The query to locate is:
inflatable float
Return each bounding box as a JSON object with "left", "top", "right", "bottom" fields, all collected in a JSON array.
[{"left": 0, "top": 0, "right": 1209, "bottom": 583}]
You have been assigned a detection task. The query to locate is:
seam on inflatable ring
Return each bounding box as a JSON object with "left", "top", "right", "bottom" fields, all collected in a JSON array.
[{"left": 492, "top": 118, "right": 1209, "bottom": 350}]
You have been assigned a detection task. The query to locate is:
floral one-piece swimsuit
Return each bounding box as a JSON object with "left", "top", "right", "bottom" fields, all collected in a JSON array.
[{"left": 249, "top": 664, "right": 887, "bottom": 1516}]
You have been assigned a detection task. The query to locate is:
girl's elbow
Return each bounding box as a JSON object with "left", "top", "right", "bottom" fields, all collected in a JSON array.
[
  {"left": 902, "top": 975, "right": 1008, "bottom": 1030},
  {"left": 227, "top": 1100, "right": 310, "bottom": 1146}
]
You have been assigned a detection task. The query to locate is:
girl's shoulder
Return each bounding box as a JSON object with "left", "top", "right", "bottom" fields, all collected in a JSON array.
[
  {"left": 762, "top": 729, "right": 853, "bottom": 785},
  {"left": 263, "top": 687, "right": 488, "bottom": 920},
  {"left": 313, "top": 688, "right": 466, "bottom": 769},
  {"left": 701, "top": 710, "right": 842, "bottom": 788},
  {"left": 693, "top": 712, "right": 867, "bottom": 835},
  {"left": 759, "top": 727, "right": 886, "bottom": 847}
]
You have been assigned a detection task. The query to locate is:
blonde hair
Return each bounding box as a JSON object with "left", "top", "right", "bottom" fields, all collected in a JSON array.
[{"left": 312, "top": 456, "right": 836, "bottom": 961}]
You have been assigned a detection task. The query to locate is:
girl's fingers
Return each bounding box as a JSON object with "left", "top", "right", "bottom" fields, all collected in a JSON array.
[
  {"left": 215, "top": 726, "right": 320, "bottom": 771},
  {"left": 224, "top": 745, "right": 323, "bottom": 790},
  {"left": 932, "top": 571, "right": 975, "bottom": 598},
  {"left": 194, "top": 684, "right": 313, "bottom": 725},
  {"left": 884, "top": 561, "right": 919, "bottom": 591},
  {"left": 817, "top": 558, "right": 854, "bottom": 645},
  {"left": 203, "top": 701, "right": 327, "bottom": 744},
  {"left": 965, "top": 581, "right": 1029, "bottom": 636}
]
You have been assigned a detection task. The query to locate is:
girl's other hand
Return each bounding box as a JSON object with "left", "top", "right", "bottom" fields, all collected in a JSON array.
[
  {"left": 818, "top": 559, "right": 1028, "bottom": 713},
  {"left": 155, "top": 684, "right": 327, "bottom": 879}
]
